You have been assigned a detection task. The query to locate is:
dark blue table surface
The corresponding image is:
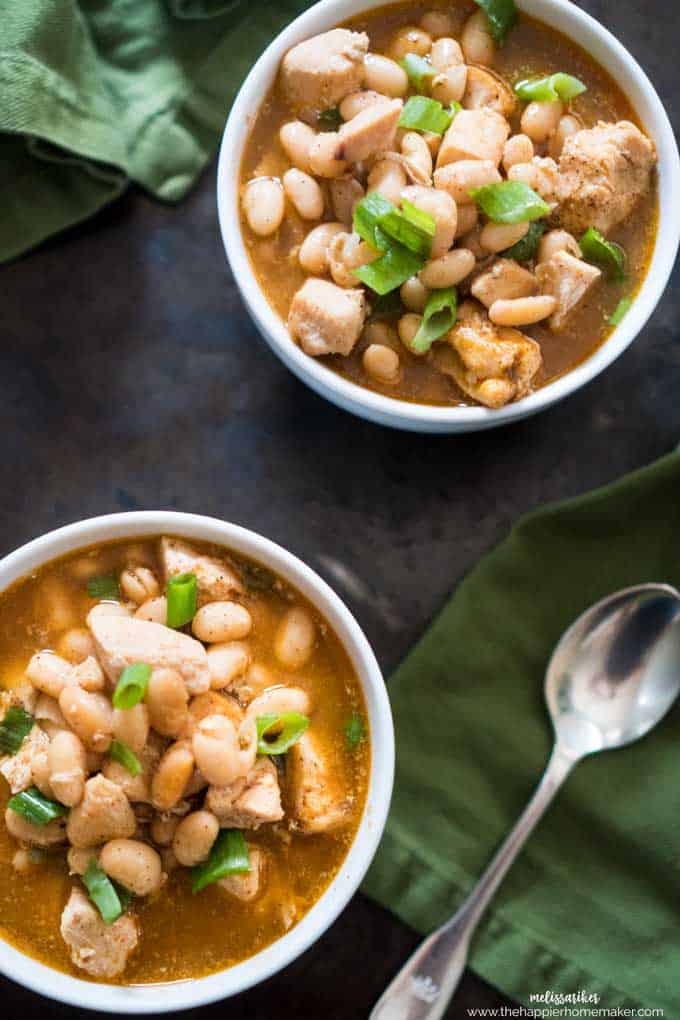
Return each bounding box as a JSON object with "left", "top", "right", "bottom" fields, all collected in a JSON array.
[{"left": 1, "top": 1, "right": 678, "bottom": 1015}]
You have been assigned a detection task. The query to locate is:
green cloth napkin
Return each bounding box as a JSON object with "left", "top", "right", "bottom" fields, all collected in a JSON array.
[
  {"left": 0, "top": 0, "right": 310, "bottom": 262},
  {"left": 364, "top": 449, "right": 680, "bottom": 1014}
]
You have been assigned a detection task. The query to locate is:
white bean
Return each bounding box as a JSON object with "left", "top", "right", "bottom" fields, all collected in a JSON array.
[
  {"left": 363, "top": 53, "right": 409, "bottom": 97},
  {"left": 537, "top": 228, "right": 581, "bottom": 263},
  {"left": 56, "top": 628, "right": 97, "bottom": 664},
  {"left": 520, "top": 100, "right": 563, "bottom": 144},
  {"left": 59, "top": 686, "right": 113, "bottom": 752},
  {"left": 242, "top": 177, "right": 285, "bottom": 236},
  {"left": 479, "top": 220, "right": 529, "bottom": 254},
  {"left": 279, "top": 120, "right": 316, "bottom": 173},
  {"left": 308, "top": 132, "right": 348, "bottom": 178},
  {"left": 146, "top": 668, "right": 189, "bottom": 738},
  {"left": 246, "top": 686, "right": 311, "bottom": 724},
  {"left": 455, "top": 203, "right": 479, "bottom": 238},
  {"left": 430, "top": 37, "right": 464, "bottom": 70},
  {"left": 192, "top": 601, "right": 252, "bottom": 644},
  {"left": 150, "top": 814, "right": 179, "bottom": 847},
  {"left": 26, "top": 651, "right": 72, "bottom": 699},
  {"left": 135, "top": 595, "right": 167, "bottom": 624},
  {"left": 207, "top": 641, "right": 251, "bottom": 691},
  {"left": 283, "top": 168, "right": 324, "bottom": 221},
  {"left": 328, "top": 232, "right": 376, "bottom": 288},
  {"left": 401, "top": 186, "right": 457, "bottom": 258},
  {"left": 431, "top": 65, "right": 468, "bottom": 105},
  {"left": 502, "top": 134, "right": 535, "bottom": 172},
  {"left": 489, "top": 295, "right": 557, "bottom": 326},
  {"left": 274, "top": 606, "right": 316, "bottom": 670},
  {"left": 86, "top": 602, "right": 131, "bottom": 626},
  {"left": 192, "top": 714, "right": 256, "bottom": 786},
  {"left": 48, "top": 730, "right": 86, "bottom": 807},
  {"left": 172, "top": 810, "right": 219, "bottom": 867},
  {"left": 120, "top": 566, "right": 159, "bottom": 604},
  {"left": 461, "top": 10, "right": 495, "bottom": 64},
  {"left": 420, "top": 11, "right": 454, "bottom": 38},
  {"left": 434, "top": 159, "right": 501, "bottom": 204},
  {"left": 100, "top": 839, "right": 162, "bottom": 897},
  {"left": 151, "top": 741, "right": 194, "bottom": 810},
  {"left": 70, "top": 655, "right": 105, "bottom": 693},
  {"left": 548, "top": 114, "right": 581, "bottom": 159},
  {"left": 330, "top": 176, "right": 364, "bottom": 227},
  {"left": 362, "top": 344, "right": 401, "bottom": 385},
  {"left": 398, "top": 313, "right": 425, "bottom": 355},
  {"left": 298, "top": 222, "right": 345, "bottom": 274},
  {"left": 339, "top": 90, "right": 389, "bottom": 121},
  {"left": 400, "top": 276, "right": 429, "bottom": 312},
  {"left": 367, "top": 160, "right": 407, "bottom": 205},
  {"left": 401, "top": 132, "right": 432, "bottom": 178},
  {"left": 419, "top": 248, "right": 476, "bottom": 289},
  {"left": 5, "top": 807, "right": 64, "bottom": 846},
  {"left": 389, "top": 25, "right": 432, "bottom": 60},
  {"left": 362, "top": 321, "right": 398, "bottom": 346},
  {"left": 112, "top": 703, "right": 149, "bottom": 753}
]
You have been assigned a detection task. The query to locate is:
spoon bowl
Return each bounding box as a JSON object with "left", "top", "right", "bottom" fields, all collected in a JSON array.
[{"left": 546, "top": 583, "right": 680, "bottom": 758}]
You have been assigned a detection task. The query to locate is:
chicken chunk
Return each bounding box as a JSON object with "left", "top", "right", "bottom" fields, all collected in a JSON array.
[
  {"left": 536, "top": 250, "right": 601, "bottom": 331},
  {"left": 288, "top": 278, "right": 367, "bottom": 357},
  {"left": 160, "top": 537, "right": 243, "bottom": 606},
  {"left": 218, "top": 847, "right": 265, "bottom": 902},
  {"left": 0, "top": 724, "right": 50, "bottom": 794},
  {"left": 463, "top": 66, "right": 516, "bottom": 118},
  {"left": 470, "top": 259, "right": 538, "bottom": 308},
  {"left": 287, "top": 732, "right": 351, "bottom": 833},
  {"left": 431, "top": 311, "right": 542, "bottom": 408},
  {"left": 508, "top": 156, "right": 561, "bottom": 206},
  {"left": 333, "top": 99, "right": 402, "bottom": 163},
  {"left": 557, "top": 121, "right": 656, "bottom": 235},
  {"left": 281, "top": 29, "right": 369, "bottom": 112},
  {"left": 60, "top": 887, "right": 138, "bottom": 979},
  {"left": 67, "top": 774, "right": 136, "bottom": 848},
  {"left": 436, "top": 108, "right": 509, "bottom": 168},
  {"left": 206, "top": 758, "right": 283, "bottom": 829},
  {"left": 88, "top": 614, "right": 209, "bottom": 696}
]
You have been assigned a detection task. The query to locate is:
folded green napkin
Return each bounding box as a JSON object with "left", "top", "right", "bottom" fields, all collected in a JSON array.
[
  {"left": 0, "top": 0, "right": 310, "bottom": 262},
  {"left": 364, "top": 449, "right": 680, "bottom": 1014}
]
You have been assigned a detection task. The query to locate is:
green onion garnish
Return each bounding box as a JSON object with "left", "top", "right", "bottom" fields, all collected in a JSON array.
[
  {"left": 609, "top": 296, "right": 633, "bottom": 326},
  {"left": 191, "top": 830, "right": 250, "bottom": 893},
  {"left": 0, "top": 706, "right": 34, "bottom": 755},
  {"left": 345, "top": 712, "right": 366, "bottom": 748},
  {"left": 502, "top": 221, "right": 546, "bottom": 262},
  {"left": 379, "top": 200, "right": 436, "bottom": 257},
  {"left": 109, "top": 739, "right": 141, "bottom": 776},
  {"left": 399, "top": 96, "right": 455, "bottom": 135},
  {"left": 470, "top": 181, "right": 550, "bottom": 224},
  {"left": 87, "top": 575, "right": 120, "bottom": 600},
  {"left": 354, "top": 192, "right": 395, "bottom": 250},
  {"left": 318, "top": 107, "right": 342, "bottom": 130},
  {"left": 411, "top": 287, "right": 458, "bottom": 354},
  {"left": 473, "top": 0, "right": 517, "bottom": 44},
  {"left": 255, "top": 712, "right": 310, "bottom": 755},
  {"left": 514, "top": 72, "right": 586, "bottom": 103},
  {"left": 112, "top": 662, "right": 151, "bottom": 710},
  {"left": 354, "top": 243, "right": 424, "bottom": 295},
  {"left": 400, "top": 53, "right": 436, "bottom": 93},
  {"left": 82, "top": 858, "right": 125, "bottom": 924},
  {"left": 7, "top": 787, "right": 67, "bottom": 826},
  {"left": 166, "top": 571, "right": 198, "bottom": 628},
  {"left": 579, "top": 227, "right": 626, "bottom": 281}
]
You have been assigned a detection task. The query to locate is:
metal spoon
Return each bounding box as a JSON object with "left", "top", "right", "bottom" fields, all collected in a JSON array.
[{"left": 371, "top": 583, "right": 680, "bottom": 1020}]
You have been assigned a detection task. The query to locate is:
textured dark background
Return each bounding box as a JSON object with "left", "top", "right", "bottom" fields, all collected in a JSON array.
[{"left": 1, "top": 0, "right": 678, "bottom": 1015}]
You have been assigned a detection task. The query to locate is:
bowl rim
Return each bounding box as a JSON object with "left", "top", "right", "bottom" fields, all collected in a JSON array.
[
  {"left": 0, "top": 511, "right": 394, "bottom": 1013},
  {"left": 217, "top": 0, "right": 680, "bottom": 432}
]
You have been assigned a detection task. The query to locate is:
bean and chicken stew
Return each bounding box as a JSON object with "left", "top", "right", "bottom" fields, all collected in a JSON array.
[
  {"left": 240, "top": 0, "right": 658, "bottom": 408},
  {"left": 0, "top": 537, "right": 368, "bottom": 982}
]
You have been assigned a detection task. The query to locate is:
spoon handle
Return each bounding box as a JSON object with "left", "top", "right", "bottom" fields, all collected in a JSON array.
[{"left": 370, "top": 745, "right": 576, "bottom": 1020}]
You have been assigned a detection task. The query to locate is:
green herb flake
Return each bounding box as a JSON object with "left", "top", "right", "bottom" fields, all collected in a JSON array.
[
  {"left": 83, "top": 858, "right": 125, "bottom": 925},
  {"left": 318, "top": 107, "right": 342, "bottom": 130},
  {"left": 398, "top": 96, "right": 453, "bottom": 135},
  {"left": 609, "top": 296, "right": 633, "bottom": 326},
  {"left": 191, "top": 830, "right": 250, "bottom": 893},
  {"left": 87, "top": 575, "right": 120, "bottom": 600},
  {"left": 109, "top": 739, "right": 142, "bottom": 776},
  {"left": 345, "top": 712, "right": 366, "bottom": 748},
  {"left": 502, "top": 221, "right": 546, "bottom": 261},
  {"left": 473, "top": 0, "right": 517, "bottom": 44},
  {"left": 400, "top": 53, "right": 436, "bottom": 92},
  {"left": 580, "top": 227, "right": 626, "bottom": 281},
  {"left": 0, "top": 706, "right": 34, "bottom": 755}
]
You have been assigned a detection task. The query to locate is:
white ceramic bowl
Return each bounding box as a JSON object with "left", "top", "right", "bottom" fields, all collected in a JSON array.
[
  {"left": 218, "top": 0, "right": 680, "bottom": 432},
  {"left": 0, "top": 512, "right": 394, "bottom": 1012}
]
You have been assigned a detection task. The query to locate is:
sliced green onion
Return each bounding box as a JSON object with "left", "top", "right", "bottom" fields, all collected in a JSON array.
[
  {"left": 83, "top": 858, "right": 124, "bottom": 924},
  {"left": 109, "top": 739, "right": 141, "bottom": 776},
  {"left": 8, "top": 787, "right": 66, "bottom": 827},
  {"left": 87, "top": 575, "right": 120, "bottom": 600},
  {"left": 470, "top": 181, "right": 550, "bottom": 223},
  {"left": 354, "top": 192, "right": 394, "bottom": 250},
  {"left": 166, "top": 571, "right": 198, "bottom": 628},
  {"left": 399, "top": 96, "right": 453, "bottom": 135},
  {"left": 580, "top": 227, "right": 626, "bottom": 281},
  {"left": 318, "top": 107, "right": 342, "bottom": 130},
  {"left": 514, "top": 72, "right": 586, "bottom": 103},
  {"left": 112, "top": 662, "right": 151, "bottom": 710},
  {"left": 256, "top": 712, "right": 309, "bottom": 755},
  {"left": 345, "top": 712, "right": 366, "bottom": 748},
  {"left": 502, "top": 221, "right": 546, "bottom": 261},
  {"left": 0, "top": 706, "right": 34, "bottom": 755},
  {"left": 609, "top": 296, "right": 633, "bottom": 326},
  {"left": 191, "top": 830, "right": 250, "bottom": 893},
  {"left": 473, "top": 0, "right": 517, "bottom": 44},
  {"left": 354, "top": 243, "right": 424, "bottom": 295},
  {"left": 412, "top": 287, "right": 458, "bottom": 354},
  {"left": 400, "top": 53, "right": 435, "bottom": 92},
  {"left": 379, "top": 200, "right": 436, "bottom": 257}
]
